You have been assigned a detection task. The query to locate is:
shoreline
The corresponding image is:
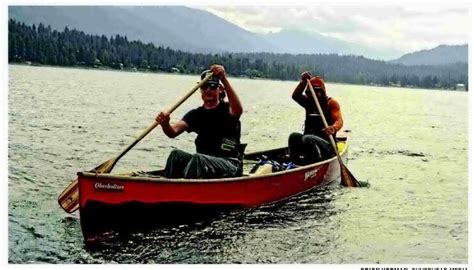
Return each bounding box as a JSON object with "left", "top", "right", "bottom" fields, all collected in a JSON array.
[{"left": 8, "top": 62, "right": 467, "bottom": 92}]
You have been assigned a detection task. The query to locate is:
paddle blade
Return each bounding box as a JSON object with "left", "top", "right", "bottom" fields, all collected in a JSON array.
[
  {"left": 93, "top": 159, "right": 116, "bottom": 174},
  {"left": 340, "top": 164, "right": 361, "bottom": 187},
  {"left": 58, "top": 159, "right": 116, "bottom": 213},
  {"left": 58, "top": 178, "right": 80, "bottom": 213}
]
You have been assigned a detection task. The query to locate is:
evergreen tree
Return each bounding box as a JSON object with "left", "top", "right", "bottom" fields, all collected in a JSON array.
[{"left": 7, "top": 19, "right": 468, "bottom": 91}]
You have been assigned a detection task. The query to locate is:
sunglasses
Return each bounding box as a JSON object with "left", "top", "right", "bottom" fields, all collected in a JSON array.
[
  {"left": 305, "top": 88, "right": 323, "bottom": 95},
  {"left": 201, "top": 84, "right": 219, "bottom": 91}
]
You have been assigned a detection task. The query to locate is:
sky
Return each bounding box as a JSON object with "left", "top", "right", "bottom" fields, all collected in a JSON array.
[
  {"left": 192, "top": 2, "right": 471, "bottom": 57},
  {"left": 2, "top": 0, "right": 472, "bottom": 58}
]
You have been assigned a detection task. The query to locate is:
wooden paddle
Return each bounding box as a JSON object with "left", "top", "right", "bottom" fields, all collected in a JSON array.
[
  {"left": 58, "top": 73, "right": 214, "bottom": 213},
  {"left": 306, "top": 79, "right": 361, "bottom": 187}
]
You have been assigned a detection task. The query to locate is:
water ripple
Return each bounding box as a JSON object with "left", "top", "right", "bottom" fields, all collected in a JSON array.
[{"left": 8, "top": 65, "right": 468, "bottom": 263}]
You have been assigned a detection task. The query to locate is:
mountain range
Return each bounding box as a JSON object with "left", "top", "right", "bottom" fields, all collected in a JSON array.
[
  {"left": 390, "top": 44, "right": 468, "bottom": 66},
  {"left": 8, "top": 5, "right": 468, "bottom": 65}
]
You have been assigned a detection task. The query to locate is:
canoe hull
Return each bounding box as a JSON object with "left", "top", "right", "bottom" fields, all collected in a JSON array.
[{"left": 78, "top": 138, "right": 349, "bottom": 242}]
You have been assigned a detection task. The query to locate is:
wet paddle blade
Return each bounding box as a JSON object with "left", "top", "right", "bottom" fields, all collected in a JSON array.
[
  {"left": 58, "top": 178, "right": 80, "bottom": 213},
  {"left": 340, "top": 164, "right": 361, "bottom": 187},
  {"left": 57, "top": 159, "right": 116, "bottom": 213},
  {"left": 306, "top": 80, "right": 362, "bottom": 188}
]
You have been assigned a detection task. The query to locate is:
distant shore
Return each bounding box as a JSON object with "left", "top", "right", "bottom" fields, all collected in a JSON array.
[{"left": 8, "top": 62, "right": 468, "bottom": 92}]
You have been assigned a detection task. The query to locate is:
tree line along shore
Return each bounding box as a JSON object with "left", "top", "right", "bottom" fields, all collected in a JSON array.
[{"left": 8, "top": 19, "right": 468, "bottom": 91}]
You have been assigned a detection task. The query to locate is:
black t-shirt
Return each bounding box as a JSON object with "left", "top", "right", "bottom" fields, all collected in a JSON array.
[
  {"left": 301, "top": 97, "right": 334, "bottom": 140},
  {"left": 182, "top": 102, "right": 241, "bottom": 158}
]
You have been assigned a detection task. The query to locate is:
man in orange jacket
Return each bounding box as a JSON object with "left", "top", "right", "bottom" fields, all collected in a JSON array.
[{"left": 289, "top": 71, "right": 342, "bottom": 165}]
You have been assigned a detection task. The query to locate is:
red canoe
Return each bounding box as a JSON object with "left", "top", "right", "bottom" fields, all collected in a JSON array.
[{"left": 78, "top": 134, "right": 350, "bottom": 242}]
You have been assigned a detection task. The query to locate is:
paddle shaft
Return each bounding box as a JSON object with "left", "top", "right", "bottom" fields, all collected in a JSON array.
[
  {"left": 306, "top": 79, "right": 359, "bottom": 187},
  {"left": 58, "top": 72, "right": 213, "bottom": 213},
  {"left": 109, "top": 72, "right": 214, "bottom": 168},
  {"left": 305, "top": 81, "right": 342, "bottom": 161}
]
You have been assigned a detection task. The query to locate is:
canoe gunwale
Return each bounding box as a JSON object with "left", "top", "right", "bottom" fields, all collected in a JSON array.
[{"left": 77, "top": 139, "right": 347, "bottom": 184}]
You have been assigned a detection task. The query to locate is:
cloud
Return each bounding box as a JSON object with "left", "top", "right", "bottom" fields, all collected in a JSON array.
[{"left": 197, "top": 3, "right": 470, "bottom": 54}]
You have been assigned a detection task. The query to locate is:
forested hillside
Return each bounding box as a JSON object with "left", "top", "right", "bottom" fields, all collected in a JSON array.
[{"left": 8, "top": 20, "right": 468, "bottom": 90}]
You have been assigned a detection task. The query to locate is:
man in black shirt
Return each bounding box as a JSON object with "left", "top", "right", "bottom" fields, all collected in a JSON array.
[{"left": 155, "top": 64, "right": 243, "bottom": 179}]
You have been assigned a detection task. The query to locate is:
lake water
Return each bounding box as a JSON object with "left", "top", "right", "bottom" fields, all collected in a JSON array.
[{"left": 7, "top": 65, "right": 468, "bottom": 263}]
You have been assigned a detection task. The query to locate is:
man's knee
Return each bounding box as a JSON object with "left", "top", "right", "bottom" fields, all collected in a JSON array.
[
  {"left": 302, "top": 135, "right": 334, "bottom": 159},
  {"left": 183, "top": 154, "right": 207, "bottom": 178},
  {"left": 289, "top": 133, "right": 304, "bottom": 150},
  {"left": 188, "top": 153, "right": 207, "bottom": 165},
  {"left": 168, "top": 149, "right": 190, "bottom": 161},
  {"left": 164, "top": 149, "right": 193, "bottom": 178},
  {"left": 169, "top": 149, "right": 187, "bottom": 157},
  {"left": 289, "top": 132, "right": 303, "bottom": 143}
]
